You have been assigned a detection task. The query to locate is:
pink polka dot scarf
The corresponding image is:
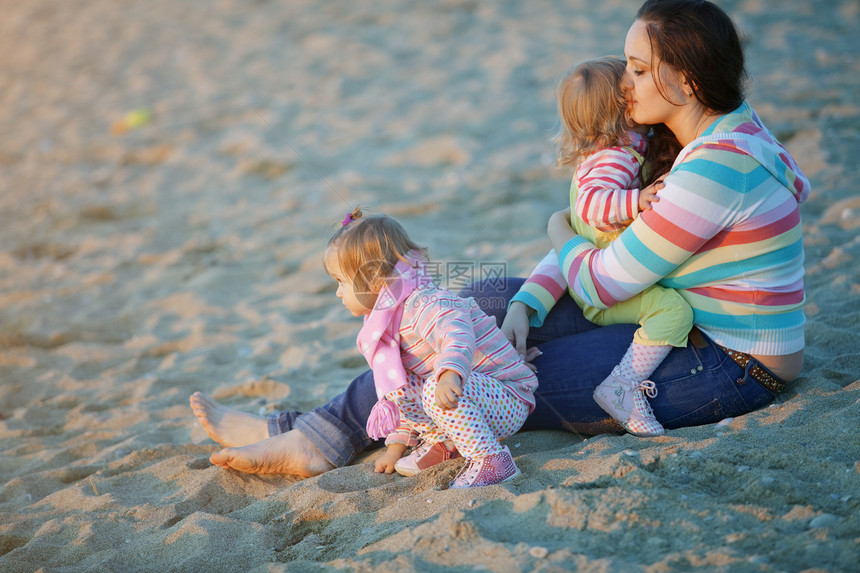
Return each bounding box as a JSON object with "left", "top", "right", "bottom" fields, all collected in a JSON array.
[{"left": 358, "top": 251, "right": 428, "bottom": 439}]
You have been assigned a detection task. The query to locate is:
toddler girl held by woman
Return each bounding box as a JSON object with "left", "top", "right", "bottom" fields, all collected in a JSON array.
[
  {"left": 510, "top": 56, "right": 692, "bottom": 437},
  {"left": 325, "top": 208, "right": 537, "bottom": 488}
]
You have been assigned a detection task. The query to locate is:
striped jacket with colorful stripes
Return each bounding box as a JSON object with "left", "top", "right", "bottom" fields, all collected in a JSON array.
[
  {"left": 512, "top": 102, "right": 811, "bottom": 356},
  {"left": 573, "top": 130, "right": 647, "bottom": 233},
  {"left": 398, "top": 283, "right": 537, "bottom": 403},
  {"left": 385, "top": 283, "right": 538, "bottom": 445}
]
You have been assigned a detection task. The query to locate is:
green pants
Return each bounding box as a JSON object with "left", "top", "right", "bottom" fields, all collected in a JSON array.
[
  {"left": 570, "top": 205, "right": 693, "bottom": 348},
  {"left": 571, "top": 284, "right": 693, "bottom": 347}
]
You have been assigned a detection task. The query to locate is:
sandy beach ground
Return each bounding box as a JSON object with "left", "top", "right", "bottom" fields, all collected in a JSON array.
[{"left": 1, "top": 0, "right": 859, "bottom": 571}]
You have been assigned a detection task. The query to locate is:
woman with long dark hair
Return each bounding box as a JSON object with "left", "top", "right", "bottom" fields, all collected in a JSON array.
[{"left": 190, "top": 0, "right": 810, "bottom": 477}]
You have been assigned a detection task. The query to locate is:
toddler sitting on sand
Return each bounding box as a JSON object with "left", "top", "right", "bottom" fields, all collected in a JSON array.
[{"left": 326, "top": 207, "right": 537, "bottom": 488}]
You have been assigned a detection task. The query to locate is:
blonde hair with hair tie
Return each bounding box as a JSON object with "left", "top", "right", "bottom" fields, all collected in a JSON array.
[{"left": 325, "top": 207, "right": 428, "bottom": 296}]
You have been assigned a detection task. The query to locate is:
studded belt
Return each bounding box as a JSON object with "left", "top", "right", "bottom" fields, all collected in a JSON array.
[{"left": 719, "top": 346, "right": 786, "bottom": 394}]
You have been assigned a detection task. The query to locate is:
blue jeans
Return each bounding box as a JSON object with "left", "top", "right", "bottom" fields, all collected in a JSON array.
[{"left": 270, "top": 278, "right": 781, "bottom": 467}]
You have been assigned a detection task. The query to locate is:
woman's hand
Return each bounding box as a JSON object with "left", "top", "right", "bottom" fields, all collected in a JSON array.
[
  {"left": 502, "top": 301, "right": 531, "bottom": 358},
  {"left": 501, "top": 302, "right": 543, "bottom": 372},
  {"left": 522, "top": 346, "right": 543, "bottom": 372},
  {"left": 435, "top": 370, "right": 463, "bottom": 410},
  {"left": 373, "top": 443, "right": 407, "bottom": 474},
  {"left": 547, "top": 208, "right": 576, "bottom": 254}
]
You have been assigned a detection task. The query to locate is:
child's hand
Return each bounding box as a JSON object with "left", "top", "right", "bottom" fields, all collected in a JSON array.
[
  {"left": 374, "top": 443, "right": 407, "bottom": 474},
  {"left": 373, "top": 455, "right": 398, "bottom": 474},
  {"left": 547, "top": 208, "right": 576, "bottom": 253},
  {"left": 436, "top": 370, "right": 463, "bottom": 410},
  {"left": 639, "top": 173, "right": 668, "bottom": 212},
  {"left": 547, "top": 207, "right": 572, "bottom": 232}
]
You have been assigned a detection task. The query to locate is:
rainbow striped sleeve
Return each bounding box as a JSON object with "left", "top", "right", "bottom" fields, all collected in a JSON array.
[
  {"left": 560, "top": 138, "right": 807, "bottom": 354},
  {"left": 562, "top": 144, "right": 759, "bottom": 308},
  {"left": 574, "top": 147, "right": 641, "bottom": 232},
  {"left": 509, "top": 250, "right": 568, "bottom": 327}
]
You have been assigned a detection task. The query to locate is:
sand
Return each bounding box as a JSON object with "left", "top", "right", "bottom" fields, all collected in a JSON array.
[{"left": 1, "top": 0, "right": 859, "bottom": 571}]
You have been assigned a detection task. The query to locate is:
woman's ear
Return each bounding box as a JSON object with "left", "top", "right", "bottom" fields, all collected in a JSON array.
[{"left": 681, "top": 76, "right": 697, "bottom": 99}]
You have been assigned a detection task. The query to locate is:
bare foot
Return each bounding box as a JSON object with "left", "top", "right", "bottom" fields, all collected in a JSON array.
[
  {"left": 209, "top": 430, "right": 335, "bottom": 477},
  {"left": 189, "top": 391, "right": 270, "bottom": 447}
]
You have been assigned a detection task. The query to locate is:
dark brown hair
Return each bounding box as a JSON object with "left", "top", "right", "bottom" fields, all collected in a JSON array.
[
  {"left": 643, "top": 124, "right": 682, "bottom": 186},
  {"left": 554, "top": 55, "right": 680, "bottom": 186},
  {"left": 636, "top": 0, "right": 747, "bottom": 113}
]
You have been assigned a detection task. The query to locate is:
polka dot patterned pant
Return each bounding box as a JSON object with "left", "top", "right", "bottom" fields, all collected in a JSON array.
[{"left": 389, "top": 371, "right": 529, "bottom": 460}]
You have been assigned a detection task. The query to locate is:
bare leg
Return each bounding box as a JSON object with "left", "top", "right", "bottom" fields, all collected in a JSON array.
[
  {"left": 189, "top": 391, "right": 269, "bottom": 447},
  {"left": 209, "top": 430, "right": 335, "bottom": 477}
]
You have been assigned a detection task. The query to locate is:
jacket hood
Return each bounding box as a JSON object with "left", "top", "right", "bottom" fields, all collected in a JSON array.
[{"left": 673, "top": 102, "right": 811, "bottom": 204}]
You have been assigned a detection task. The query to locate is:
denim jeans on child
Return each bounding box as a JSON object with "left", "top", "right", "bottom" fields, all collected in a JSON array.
[{"left": 269, "top": 278, "right": 781, "bottom": 467}]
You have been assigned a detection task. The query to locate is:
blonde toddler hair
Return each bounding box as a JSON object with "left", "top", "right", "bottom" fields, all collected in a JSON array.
[
  {"left": 555, "top": 56, "right": 632, "bottom": 169},
  {"left": 325, "top": 207, "right": 427, "bottom": 295}
]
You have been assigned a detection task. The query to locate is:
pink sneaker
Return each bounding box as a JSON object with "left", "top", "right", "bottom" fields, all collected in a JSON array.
[
  {"left": 593, "top": 373, "right": 665, "bottom": 437},
  {"left": 449, "top": 445, "right": 520, "bottom": 489},
  {"left": 394, "top": 440, "right": 460, "bottom": 477}
]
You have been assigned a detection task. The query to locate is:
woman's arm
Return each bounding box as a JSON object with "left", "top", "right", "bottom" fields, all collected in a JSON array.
[
  {"left": 560, "top": 155, "right": 735, "bottom": 310},
  {"left": 505, "top": 147, "right": 651, "bottom": 335},
  {"left": 506, "top": 250, "right": 568, "bottom": 329}
]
